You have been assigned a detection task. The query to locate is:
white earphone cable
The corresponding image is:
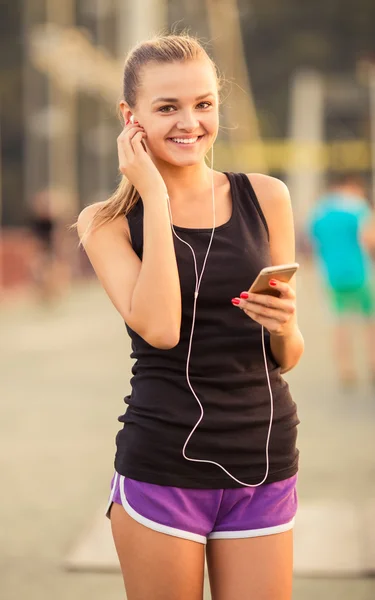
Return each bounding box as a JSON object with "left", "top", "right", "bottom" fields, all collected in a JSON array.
[{"left": 166, "top": 147, "right": 274, "bottom": 487}]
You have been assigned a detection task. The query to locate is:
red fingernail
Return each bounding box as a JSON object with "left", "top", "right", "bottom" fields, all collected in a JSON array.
[
  {"left": 231, "top": 298, "right": 240, "bottom": 305},
  {"left": 269, "top": 280, "right": 277, "bottom": 287},
  {"left": 240, "top": 292, "right": 249, "bottom": 299}
]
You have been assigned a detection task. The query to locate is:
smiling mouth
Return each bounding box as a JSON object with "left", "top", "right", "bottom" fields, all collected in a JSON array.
[{"left": 168, "top": 135, "right": 204, "bottom": 146}]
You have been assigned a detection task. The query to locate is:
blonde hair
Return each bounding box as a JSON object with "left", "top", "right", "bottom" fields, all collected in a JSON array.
[{"left": 77, "top": 33, "right": 221, "bottom": 239}]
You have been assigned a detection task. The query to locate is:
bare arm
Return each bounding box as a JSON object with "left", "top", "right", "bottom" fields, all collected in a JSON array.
[
  {"left": 77, "top": 196, "right": 181, "bottom": 349},
  {"left": 360, "top": 213, "right": 375, "bottom": 252},
  {"left": 77, "top": 119, "right": 183, "bottom": 349},
  {"left": 249, "top": 174, "right": 304, "bottom": 373}
]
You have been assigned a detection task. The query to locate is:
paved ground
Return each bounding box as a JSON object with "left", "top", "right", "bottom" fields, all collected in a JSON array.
[{"left": 1, "top": 259, "right": 375, "bottom": 599}]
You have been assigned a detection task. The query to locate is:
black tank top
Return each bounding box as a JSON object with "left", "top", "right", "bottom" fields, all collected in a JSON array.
[{"left": 114, "top": 172, "right": 300, "bottom": 488}]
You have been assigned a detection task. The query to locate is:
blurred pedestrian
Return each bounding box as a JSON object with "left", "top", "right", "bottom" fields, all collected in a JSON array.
[
  {"left": 75, "top": 33, "right": 303, "bottom": 600},
  {"left": 308, "top": 172, "right": 375, "bottom": 387},
  {"left": 28, "top": 188, "right": 71, "bottom": 305}
]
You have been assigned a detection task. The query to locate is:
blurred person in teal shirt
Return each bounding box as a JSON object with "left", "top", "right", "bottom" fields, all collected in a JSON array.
[{"left": 308, "top": 173, "right": 375, "bottom": 387}]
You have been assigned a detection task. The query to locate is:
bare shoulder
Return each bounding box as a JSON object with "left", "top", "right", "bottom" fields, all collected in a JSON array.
[
  {"left": 246, "top": 173, "right": 292, "bottom": 228},
  {"left": 246, "top": 173, "right": 290, "bottom": 209},
  {"left": 77, "top": 201, "right": 130, "bottom": 241},
  {"left": 77, "top": 201, "right": 106, "bottom": 238},
  {"left": 246, "top": 173, "right": 295, "bottom": 264}
]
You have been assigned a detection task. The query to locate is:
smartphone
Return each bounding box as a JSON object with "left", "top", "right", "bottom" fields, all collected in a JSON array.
[{"left": 249, "top": 263, "right": 299, "bottom": 297}]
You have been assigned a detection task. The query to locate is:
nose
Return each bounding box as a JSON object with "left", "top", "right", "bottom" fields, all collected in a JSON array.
[{"left": 176, "top": 110, "right": 200, "bottom": 132}]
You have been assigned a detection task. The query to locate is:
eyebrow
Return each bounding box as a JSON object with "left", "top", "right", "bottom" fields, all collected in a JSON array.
[{"left": 151, "top": 93, "right": 215, "bottom": 105}]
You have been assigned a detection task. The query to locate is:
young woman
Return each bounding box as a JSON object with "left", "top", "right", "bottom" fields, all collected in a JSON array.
[{"left": 77, "top": 33, "right": 304, "bottom": 600}]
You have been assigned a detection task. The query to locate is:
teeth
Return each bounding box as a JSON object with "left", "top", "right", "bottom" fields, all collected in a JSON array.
[{"left": 171, "top": 137, "right": 199, "bottom": 144}]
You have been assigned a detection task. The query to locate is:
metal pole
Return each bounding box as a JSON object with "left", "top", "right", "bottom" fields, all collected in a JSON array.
[
  {"left": 116, "top": 0, "right": 168, "bottom": 58},
  {"left": 45, "top": 0, "right": 78, "bottom": 217},
  {"left": 286, "top": 69, "right": 324, "bottom": 237},
  {"left": 95, "top": 0, "right": 114, "bottom": 201}
]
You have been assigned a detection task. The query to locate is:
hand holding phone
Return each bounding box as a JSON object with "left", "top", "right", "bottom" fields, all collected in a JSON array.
[{"left": 249, "top": 263, "right": 299, "bottom": 297}]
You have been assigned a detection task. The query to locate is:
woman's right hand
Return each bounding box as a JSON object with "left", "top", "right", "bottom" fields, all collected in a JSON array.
[{"left": 117, "top": 121, "right": 167, "bottom": 199}]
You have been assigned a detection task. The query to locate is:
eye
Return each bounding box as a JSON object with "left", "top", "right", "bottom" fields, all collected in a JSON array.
[
  {"left": 197, "top": 101, "right": 212, "bottom": 109},
  {"left": 158, "top": 105, "right": 176, "bottom": 113}
]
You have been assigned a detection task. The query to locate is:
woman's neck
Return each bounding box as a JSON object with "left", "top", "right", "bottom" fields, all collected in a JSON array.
[{"left": 154, "top": 160, "right": 215, "bottom": 202}]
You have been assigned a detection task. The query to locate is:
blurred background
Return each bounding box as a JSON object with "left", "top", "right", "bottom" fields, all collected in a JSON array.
[{"left": 1, "top": 1, "right": 375, "bottom": 599}]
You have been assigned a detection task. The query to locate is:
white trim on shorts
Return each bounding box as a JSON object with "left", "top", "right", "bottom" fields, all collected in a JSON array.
[
  {"left": 107, "top": 472, "right": 207, "bottom": 545},
  {"left": 207, "top": 518, "right": 295, "bottom": 540},
  {"left": 119, "top": 474, "right": 207, "bottom": 545},
  {"left": 105, "top": 471, "right": 295, "bottom": 545}
]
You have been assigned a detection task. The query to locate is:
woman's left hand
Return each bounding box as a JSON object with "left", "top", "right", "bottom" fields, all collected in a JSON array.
[{"left": 231, "top": 279, "right": 296, "bottom": 337}]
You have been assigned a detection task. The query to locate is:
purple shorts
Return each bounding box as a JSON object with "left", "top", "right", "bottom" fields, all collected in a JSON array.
[{"left": 105, "top": 472, "right": 298, "bottom": 545}]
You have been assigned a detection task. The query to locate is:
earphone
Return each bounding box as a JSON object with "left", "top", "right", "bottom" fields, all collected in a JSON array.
[
  {"left": 166, "top": 147, "right": 274, "bottom": 487},
  {"left": 130, "top": 115, "right": 135, "bottom": 124}
]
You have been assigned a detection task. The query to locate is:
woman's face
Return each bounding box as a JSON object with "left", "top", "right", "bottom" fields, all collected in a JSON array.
[{"left": 121, "top": 59, "right": 219, "bottom": 168}]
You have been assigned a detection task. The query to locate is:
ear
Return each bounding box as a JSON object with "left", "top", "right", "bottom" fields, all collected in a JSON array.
[{"left": 119, "top": 101, "right": 132, "bottom": 125}]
